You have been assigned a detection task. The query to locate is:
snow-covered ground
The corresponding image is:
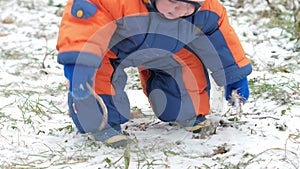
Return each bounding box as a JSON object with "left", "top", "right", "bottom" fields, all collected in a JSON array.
[{"left": 0, "top": 0, "right": 299, "bottom": 168}]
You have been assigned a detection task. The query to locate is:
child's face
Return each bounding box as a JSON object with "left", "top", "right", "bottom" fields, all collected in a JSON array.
[{"left": 155, "top": 0, "right": 196, "bottom": 19}]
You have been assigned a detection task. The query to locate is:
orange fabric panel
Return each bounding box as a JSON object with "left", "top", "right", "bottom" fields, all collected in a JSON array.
[
  {"left": 57, "top": 0, "right": 150, "bottom": 93},
  {"left": 138, "top": 66, "right": 152, "bottom": 96},
  {"left": 94, "top": 50, "right": 118, "bottom": 95},
  {"left": 200, "top": 0, "right": 224, "bottom": 17},
  {"left": 94, "top": 0, "right": 149, "bottom": 19},
  {"left": 201, "top": 0, "right": 250, "bottom": 68},
  {"left": 56, "top": 0, "right": 117, "bottom": 58},
  {"left": 173, "top": 48, "right": 210, "bottom": 116}
]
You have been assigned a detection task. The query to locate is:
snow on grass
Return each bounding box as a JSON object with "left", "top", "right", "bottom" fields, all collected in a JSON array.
[{"left": 0, "top": 0, "right": 299, "bottom": 168}]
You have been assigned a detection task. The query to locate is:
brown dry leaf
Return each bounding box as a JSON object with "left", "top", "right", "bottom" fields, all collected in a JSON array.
[{"left": 0, "top": 34, "right": 9, "bottom": 37}]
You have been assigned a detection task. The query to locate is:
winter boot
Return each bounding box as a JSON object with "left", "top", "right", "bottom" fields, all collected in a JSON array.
[
  {"left": 92, "top": 125, "right": 129, "bottom": 148},
  {"left": 180, "top": 115, "right": 216, "bottom": 138}
]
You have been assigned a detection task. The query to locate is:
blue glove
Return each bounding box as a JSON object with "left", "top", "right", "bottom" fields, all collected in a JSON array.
[
  {"left": 225, "top": 77, "right": 249, "bottom": 103},
  {"left": 64, "top": 64, "right": 96, "bottom": 99}
]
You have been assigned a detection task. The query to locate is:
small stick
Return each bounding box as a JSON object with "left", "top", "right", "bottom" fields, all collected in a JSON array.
[
  {"left": 227, "top": 89, "right": 245, "bottom": 128},
  {"left": 86, "top": 82, "right": 108, "bottom": 131},
  {"left": 229, "top": 89, "right": 245, "bottom": 117}
]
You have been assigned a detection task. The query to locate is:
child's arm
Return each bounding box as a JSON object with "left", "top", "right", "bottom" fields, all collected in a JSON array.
[
  {"left": 56, "top": 0, "right": 117, "bottom": 68},
  {"left": 189, "top": 0, "right": 252, "bottom": 87}
]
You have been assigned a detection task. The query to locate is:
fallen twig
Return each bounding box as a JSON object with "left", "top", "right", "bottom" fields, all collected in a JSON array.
[{"left": 252, "top": 116, "right": 280, "bottom": 120}]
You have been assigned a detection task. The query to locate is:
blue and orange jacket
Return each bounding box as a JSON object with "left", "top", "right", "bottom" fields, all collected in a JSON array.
[{"left": 56, "top": 0, "right": 252, "bottom": 88}]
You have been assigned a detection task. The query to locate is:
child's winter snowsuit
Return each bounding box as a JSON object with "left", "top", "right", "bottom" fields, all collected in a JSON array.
[{"left": 56, "top": 0, "right": 252, "bottom": 133}]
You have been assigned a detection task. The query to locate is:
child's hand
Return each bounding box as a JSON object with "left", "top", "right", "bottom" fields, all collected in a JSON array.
[
  {"left": 64, "top": 64, "right": 96, "bottom": 100},
  {"left": 225, "top": 77, "right": 249, "bottom": 103}
]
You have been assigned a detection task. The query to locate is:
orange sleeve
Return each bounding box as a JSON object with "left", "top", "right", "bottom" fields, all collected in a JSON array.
[
  {"left": 56, "top": 0, "right": 149, "bottom": 67},
  {"left": 201, "top": 0, "right": 250, "bottom": 68},
  {"left": 56, "top": 0, "right": 117, "bottom": 66}
]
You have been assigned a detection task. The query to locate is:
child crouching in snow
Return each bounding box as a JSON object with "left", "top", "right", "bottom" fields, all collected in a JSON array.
[{"left": 56, "top": 0, "right": 252, "bottom": 147}]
